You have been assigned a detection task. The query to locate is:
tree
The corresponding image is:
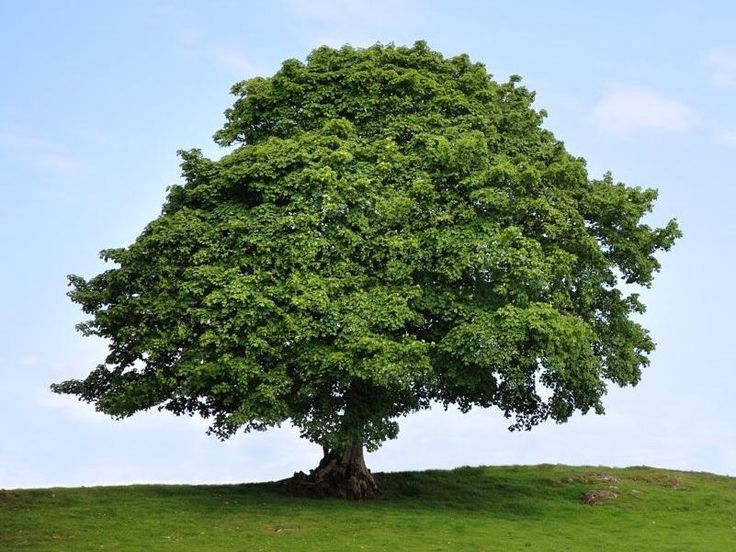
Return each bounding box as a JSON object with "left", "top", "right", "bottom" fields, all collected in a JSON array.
[{"left": 52, "top": 42, "right": 680, "bottom": 499}]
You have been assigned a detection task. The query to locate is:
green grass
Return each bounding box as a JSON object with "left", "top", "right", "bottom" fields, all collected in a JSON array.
[{"left": 2, "top": 465, "right": 735, "bottom": 550}]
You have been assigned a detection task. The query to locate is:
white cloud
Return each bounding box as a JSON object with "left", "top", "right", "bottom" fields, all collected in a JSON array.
[
  {"left": 68, "top": 124, "right": 110, "bottom": 145},
  {"left": 208, "top": 44, "right": 252, "bottom": 73},
  {"left": 173, "top": 29, "right": 252, "bottom": 74},
  {"left": 40, "top": 391, "right": 106, "bottom": 424},
  {"left": 286, "top": 0, "right": 428, "bottom": 27},
  {"left": 284, "top": 0, "right": 431, "bottom": 48},
  {"left": 308, "top": 32, "right": 382, "bottom": 49},
  {"left": 18, "top": 354, "right": 40, "bottom": 367},
  {"left": 173, "top": 27, "right": 205, "bottom": 48},
  {"left": 592, "top": 85, "right": 697, "bottom": 137},
  {"left": 153, "top": 3, "right": 190, "bottom": 19},
  {"left": 0, "top": 125, "right": 87, "bottom": 174},
  {"left": 717, "top": 129, "right": 736, "bottom": 146},
  {"left": 703, "top": 48, "right": 736, "bottom": 89}
]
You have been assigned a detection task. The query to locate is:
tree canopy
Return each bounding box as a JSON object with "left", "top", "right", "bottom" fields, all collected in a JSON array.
[{"left": 52, "top": 41, "right": 680, "bottom": 498}]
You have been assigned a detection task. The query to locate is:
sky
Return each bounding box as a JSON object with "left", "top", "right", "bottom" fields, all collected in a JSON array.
[{"left": 1, "top": 0, "right": 735, "bottom": 489}]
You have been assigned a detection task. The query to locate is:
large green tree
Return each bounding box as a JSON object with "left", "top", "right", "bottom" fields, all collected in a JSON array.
[{"left": 53, "top": 42, "right": 680, "bottom": 499}]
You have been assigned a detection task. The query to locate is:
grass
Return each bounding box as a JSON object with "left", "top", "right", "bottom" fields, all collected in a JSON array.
[{"left": 1, "top": 464, "right": 735, "bottom": 550}]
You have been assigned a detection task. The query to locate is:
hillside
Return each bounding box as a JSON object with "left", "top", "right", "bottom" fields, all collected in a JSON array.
[{"left": 1, "top": 465, "right": 734, "bottom": 550}]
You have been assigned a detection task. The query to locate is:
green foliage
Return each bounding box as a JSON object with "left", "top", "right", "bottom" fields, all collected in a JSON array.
[
  {"left": 2, "top": 466, "right": 734, "bottom": 550},
  {"left": 52, "top": 42, "right": 680, "bottom": 452}
]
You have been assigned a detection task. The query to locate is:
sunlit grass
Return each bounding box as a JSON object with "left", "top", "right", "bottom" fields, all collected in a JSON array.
[{"left": 2, "top": 465, "right": 734, "bottom": 550}]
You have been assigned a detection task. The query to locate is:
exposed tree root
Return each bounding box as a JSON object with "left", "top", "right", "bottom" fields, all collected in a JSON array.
[{"left": 286, "top": 444, "right": 377, "bottom": 500}]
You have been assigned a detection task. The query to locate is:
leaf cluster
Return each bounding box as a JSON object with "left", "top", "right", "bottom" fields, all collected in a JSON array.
[{"left": 52, "top": 42, "right": 680, "bottom": 449}]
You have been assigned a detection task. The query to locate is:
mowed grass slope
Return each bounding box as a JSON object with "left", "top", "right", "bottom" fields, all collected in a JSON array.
[{"left": 2, "top": 465, "right": 735, "bottom": 551}]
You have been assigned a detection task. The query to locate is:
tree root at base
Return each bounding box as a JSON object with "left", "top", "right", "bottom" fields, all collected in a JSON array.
[{"left": 285, "top": 445, "right": 378, "bottom": 500}]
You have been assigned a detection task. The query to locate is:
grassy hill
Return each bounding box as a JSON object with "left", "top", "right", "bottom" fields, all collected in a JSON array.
[{"left": 1, "top": 464, "right": 734, "bottom": 550}]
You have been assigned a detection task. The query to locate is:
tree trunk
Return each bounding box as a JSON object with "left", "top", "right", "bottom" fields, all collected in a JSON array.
[{"left": 287, "top": 443, "right": 378, "bottom": 500}]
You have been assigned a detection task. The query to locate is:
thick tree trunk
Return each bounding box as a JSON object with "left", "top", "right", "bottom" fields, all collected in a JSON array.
[{"left": 287, "top": 443, "right": 378, "bottom": 499}]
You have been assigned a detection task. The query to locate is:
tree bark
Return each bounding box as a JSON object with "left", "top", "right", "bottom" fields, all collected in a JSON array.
[{"left": 287, "top": 442, "right": 378, "bottom": 499}]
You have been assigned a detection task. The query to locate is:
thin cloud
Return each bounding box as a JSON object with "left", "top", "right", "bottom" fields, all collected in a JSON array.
[
  {"left": 286, "top": 0, "right": 429, "bottom": 27},
  {"left": 153, "top": 3, "right": 190, "bottom": 19},
  {"left": 285, "top": 0, "right": 431, "bottom": 47},
  {"left": 68, "top": 124, "right": 111, "bottom": 145},
  {"left": 173, "top": 27, "right": 206, "bottom": 48},
  {"left": 592, "top": 85, "right": 697, "bottom": 137},
  {"left": 287, "top": 0, "right": 375, "bottom": 22},
  {"left": 308, "top": 32, "right": 384, "bottom": 49},
  {"left": 0, "top": 125, "right": 87, "bottom": 174},
  {"left": 173, "top": 28, "right": 252, "bottom": 74},
  {"left": 717, "top": 129, "right": 736, "bottom": 146},
  {"left": 41, "top": 391, "right": 106, "bottom": 424},
  {"left": 208, "top": 44, "right": 252, "bottom": 73},
  {"left": 703, "top": 48, "right": 736, "bottom": 89}
]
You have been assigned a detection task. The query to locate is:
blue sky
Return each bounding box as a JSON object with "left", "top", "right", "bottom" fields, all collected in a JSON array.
[{"left": 2, "top": 0, "right": 735, "bottom": 488}]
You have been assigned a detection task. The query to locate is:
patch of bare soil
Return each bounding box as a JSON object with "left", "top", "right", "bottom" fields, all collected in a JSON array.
[
  {"left": 580, "top": 489, "right": 619, "bottom": 506},
  {"left": 563, "top": 472, "right": 620, "bottom": 484},
  {"left": 0, "top": 490, "right": 23, "bottom": 503},
  {"left": 626, "top": 473, "right": 684, "bottom": 489}
]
